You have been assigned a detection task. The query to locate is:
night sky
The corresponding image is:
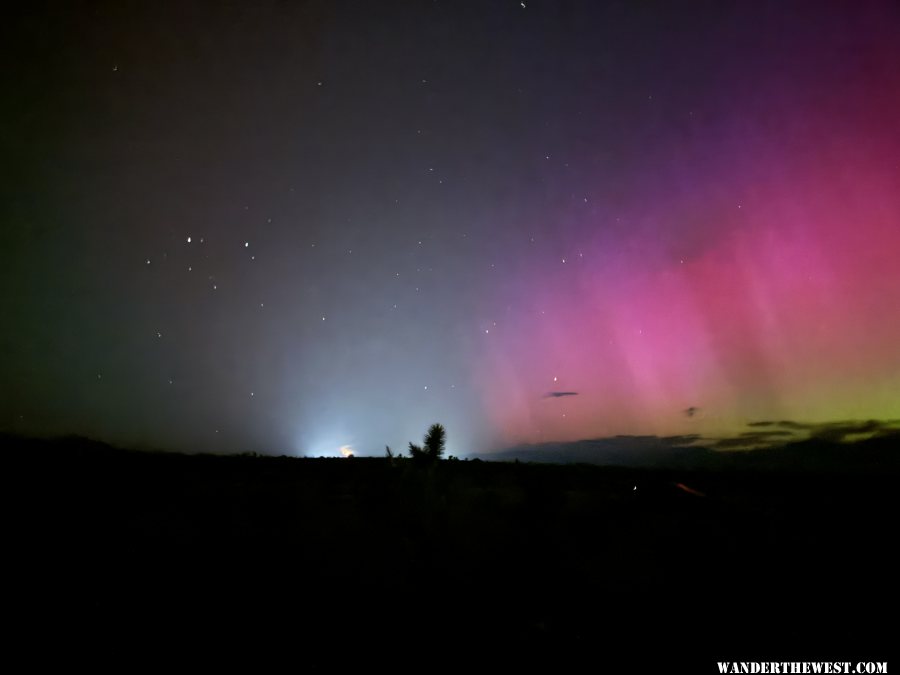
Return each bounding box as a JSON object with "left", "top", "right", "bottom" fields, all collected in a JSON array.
[{"left": 3, "top": 1, "right": 899, "bottom": 457}]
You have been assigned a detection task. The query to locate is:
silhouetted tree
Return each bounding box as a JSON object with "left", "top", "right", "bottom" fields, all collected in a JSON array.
[
  {"left": 407, "top": 423, "right": 445, "bottom": 464},
  {"left": 423, "top": 423, "right": 446, "bottom": 461},
  {"left": 408, "top": 441, "right": 425, "bottom": 462},
  {"left": 385, "top": 445, "right": 394, "bottom": 459}
]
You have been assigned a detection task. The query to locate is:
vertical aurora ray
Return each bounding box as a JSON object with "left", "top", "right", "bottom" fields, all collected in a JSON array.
[{"left": 474, "top": 59, "right": 900, "bottom": 447}]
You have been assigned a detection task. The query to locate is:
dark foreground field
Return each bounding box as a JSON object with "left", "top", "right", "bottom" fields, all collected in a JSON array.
[{"left": 8, "top": 435, "right": 897, "bottom": 670}]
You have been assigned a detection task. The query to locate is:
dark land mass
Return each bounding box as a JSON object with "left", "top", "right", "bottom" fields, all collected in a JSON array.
[{"left": 8, "top": 433, "right": 897, "bottom": 670}]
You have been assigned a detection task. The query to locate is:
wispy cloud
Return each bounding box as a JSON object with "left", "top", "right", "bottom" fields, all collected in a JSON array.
[{"left": 717, "top": 419, "right": 900, "bottom": 448}]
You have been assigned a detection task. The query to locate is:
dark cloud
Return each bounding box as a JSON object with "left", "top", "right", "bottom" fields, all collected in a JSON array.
[
  {"left": 712, "top": 435, "right": 785, "bottom": 450},
  {"left": 739, "top": 430, "right": 795, "bottom": 438},
  {"left": 484, "top": 423, "right": 900, "bottom": 470},
  {"left": 774, "top": 421, "right": 815, "bottom": 430},
  {"left": 543, "top": 391, "right": 579, "bottom": 399},
  {"left": 747, "top": 420, "right": 818, "bottom": 430},
  {"left": 806, "top": 419, "right": 900, "bottom": 443},
  {"left": 737, "top": 419, "right": 900, "bottom": 447}
]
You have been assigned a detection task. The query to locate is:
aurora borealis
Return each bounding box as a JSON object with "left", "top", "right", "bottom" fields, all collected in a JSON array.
[
  {"left": 479, "top": 79, "right": 900, "bottom": 446},
  {"left": 2, "top": 1, "right": 899, "bottom": 457}
]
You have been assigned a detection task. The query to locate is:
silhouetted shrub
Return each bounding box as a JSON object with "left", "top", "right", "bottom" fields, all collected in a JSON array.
[{"left": 407, "top": 423, "right": 446, "bottom": 464}]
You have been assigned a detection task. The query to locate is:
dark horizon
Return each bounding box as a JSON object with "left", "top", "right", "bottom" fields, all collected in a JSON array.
[{"left": 7, "top": 415, "right": 899, "bottom": 471}]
